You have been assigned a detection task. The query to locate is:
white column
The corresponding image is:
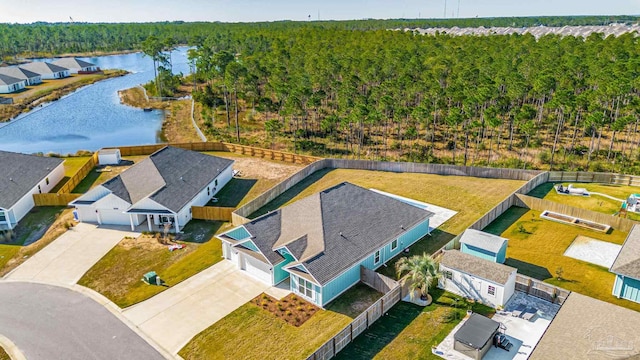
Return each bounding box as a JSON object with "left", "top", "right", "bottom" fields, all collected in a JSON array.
[
  {"left": 129, "top": 214, "right": 135, "bottom": 231},
  {"left": 147, "top": 214, "right": 152, "bottom": 232},
  {"left": 174, "top": 214, "right": 180, "bottom": 233}
]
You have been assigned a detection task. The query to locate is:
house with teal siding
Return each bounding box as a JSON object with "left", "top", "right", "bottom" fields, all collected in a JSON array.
[
  {"left": 610, "top": 225, "right": 640, "bottom": 304},
  {"left": 459, "top": 229, "right": 508, "bottom": 264},
  {"left": 217, "top": 182, "right": 434, "bottom": 307}
]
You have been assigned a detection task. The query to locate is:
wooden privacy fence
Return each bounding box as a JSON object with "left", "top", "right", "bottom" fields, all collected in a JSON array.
[
  {"left": 33, "top": 193, "right": 81, "bottom": 206},
  {"left": 515, "top": 274, "right": 570, "bottom": 305},
  {"left": 56, "top": 153, "right": 98, "bottom": 194},
  {"left": 191, "top": 206, "right": 235, "bottom": 222},
  {"left": 306, "top": 284, "right": 402, "bottom": 360},
  {"left": 548, "top": 171, "right": 640, "bottom": 187},
  {"left": 360, "top": 266, "right": 399, "bottom": 294}
]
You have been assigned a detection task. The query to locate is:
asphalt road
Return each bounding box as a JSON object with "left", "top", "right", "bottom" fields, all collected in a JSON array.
[{"left": 0, "top": 282, "right": 165, "bottom": 360}]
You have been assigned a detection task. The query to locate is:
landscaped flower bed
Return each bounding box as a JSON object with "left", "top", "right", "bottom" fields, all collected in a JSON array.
[{"left": 251, "top": 293, "right": 319, "bottom": 327}]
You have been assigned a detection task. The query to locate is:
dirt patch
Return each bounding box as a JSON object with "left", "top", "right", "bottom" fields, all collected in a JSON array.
[
  {"left": 231, "top": 157, "right": 303, "bottom": 180},
  {"left": 119, "top": 234, "right": 168, "bottom": 251},
  {"left": 251, "top": 292, "right": 319, "bottom": 327},
  {"left": 350, "top": 301, "right": 372, "bottom": 313}
]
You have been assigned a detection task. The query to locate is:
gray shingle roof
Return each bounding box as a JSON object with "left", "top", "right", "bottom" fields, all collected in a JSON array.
[
  {"left": 610, "top": 224, "right": 640, "bottom": 279},
  {"left": 0, "top": 151, "right": 63, "bottom": 209},
  {"left": 0, "top": 74, "right": 23, "bottom": 86},
  {"left": 0, "top": 67, "right": 39, "bottom": 81},
  {"left": 460, "top": 229, "right": 508, "bottom": 254},
  {"left": 19, "top": 62, "right": 68, "bottom": 75},
  {"left": 440, "top": 250, "right": 516, "bottom": 285},
  {"left": 242, "top": 182, "right": 434, "bottom": 285},
  {"left": 101, "top": 146, "right": 233, "bottom": 212},
  {"left": 52, "top": 58, "right": 96, "bottom": 70}
]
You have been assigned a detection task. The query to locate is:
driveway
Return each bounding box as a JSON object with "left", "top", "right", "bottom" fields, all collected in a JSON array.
[
  {"left": 123, "top": 260, "right": 270, "bottom": 354},
  {"left": 5, "top": 223, "right": 139, "bottom": 285},
  {"left": 0, "top": 282, "right": 164, "bottom": 360}
]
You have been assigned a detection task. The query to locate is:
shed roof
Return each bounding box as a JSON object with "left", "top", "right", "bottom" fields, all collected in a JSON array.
[
  {"left": 440, "top": 250, "right": 516, "bottom": 285},
  {"left": 99, "top": 148, "right": 120, "bottom": 155},
  {"left": 52, "top": 58, "right": 96, "bottom": 70},
  {"left": 610, "top": 224, "right": 640, "bottom": 279},
  {"left": 460, "top": 229, "right": 508, "bottom": 254},
  {"left": 19, "top": 62, "right": 68, "bottom": 75},
  {"left": 0, "top": 151, "right": 63, "bottom": 209},
  {"left": 454, "top": 313, "right": 500, "bottom": 350}
]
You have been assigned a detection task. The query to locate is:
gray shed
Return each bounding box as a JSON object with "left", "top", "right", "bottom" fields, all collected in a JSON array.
[{"left": 454, "top": 313, "right": 500, "bottom": 360}]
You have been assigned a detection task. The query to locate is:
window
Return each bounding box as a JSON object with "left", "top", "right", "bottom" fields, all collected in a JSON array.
[
  {"left": 444, "top": 271, "right": 452, "bottom": 280},
  {"left": 298, "top": 277, "right": 314, "bottom": 298},
  {"left": 37, "top": 185, "right": 42, "bottom": 194},
  {"left": 46, "top": 177, "right": 50, "bottom": 185},
  {"left": 207, "top": 187, "right": 210, "bottom": 196},
  {"left": 215, "top": 179, "right": 218, "bottom": 186},
  {"left": 0, "top": 212, "right": 6, "bottom": 222},
  {"left": 488, "top": 285, "right": 496, "bottom": 296},
  {"left": 391, "top": 239, "right": 398, "bottom": 251},
  {"left": 374, "top": 250, "right": 381, "bottom": 264}
]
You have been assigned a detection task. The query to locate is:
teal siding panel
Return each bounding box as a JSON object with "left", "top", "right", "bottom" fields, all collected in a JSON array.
[
  {"left": 241, "top": 240, "right": 260, "bottom": 252},
  {"left": 461, "top": 243, "right": 498, "bottom": 262},
  {"left": 321, "top": 264, "right": 362, "bottom": 307},
  {"left": 225, "top": 226, "right": 250, "bottom": 240},
  {"left": 273, "top": 252, "right": 295, "bottom": 284},
  {"left": 620, "top": 276, "right": 640, "bottom": 303},
  {"left": 398, "top": 218, "right": 430, "bottom": 250}
]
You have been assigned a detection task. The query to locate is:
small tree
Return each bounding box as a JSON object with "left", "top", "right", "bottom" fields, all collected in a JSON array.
[
  {"left": 396, "top": 253, "right": 441, "bottom": 301},
  {"left": 555, "top": 266, "right": 564, "bottom": 281}
]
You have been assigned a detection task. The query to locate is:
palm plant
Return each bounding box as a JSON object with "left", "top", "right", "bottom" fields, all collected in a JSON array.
[{"left": 395, "top": 253, "right": 441, "bottom": 301}]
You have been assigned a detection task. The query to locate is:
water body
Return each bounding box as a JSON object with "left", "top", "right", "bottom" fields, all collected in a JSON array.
[{"left": 0, "top": 47, "right": 192, "bottom": 155}]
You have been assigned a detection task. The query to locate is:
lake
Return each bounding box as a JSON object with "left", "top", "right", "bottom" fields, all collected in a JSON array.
[{"left": 0, "top": 47, "right": 192, "bottom": 155}]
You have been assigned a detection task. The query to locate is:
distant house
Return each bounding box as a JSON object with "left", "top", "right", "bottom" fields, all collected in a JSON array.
[
  {"left": 610, "top": 224, "right": 640, "bottom": 304},
  {"left": 0, "top": 66, "right": 42, "bottom": 86},
  {"left": 70, "top": 146, "right": 234, "bottom": 232},
  {"left": 217, "top": 182, "right": 434, "bottom": 307},
  {"left": 459, "top": 229, "right": 508, "bottom": 264},
  {"left": 52, "top": 58, "right": 100, "bottom": 74},
  {"left": 0, "top": 74, "right": 26, "bottom": 94},
  {"left": 0, "top": 151, "right": 65, "bottom": 230},
  {"left": 454, "top": 313, "right": 500, "bottom": 360},
  {"left": 19, "top": 62, "right": 70, "bottom": 80},
  {"left": 439, "top": 250, "right": 517, "bottom": 308}
]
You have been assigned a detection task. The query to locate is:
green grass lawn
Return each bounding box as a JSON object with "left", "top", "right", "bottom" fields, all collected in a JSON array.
[
  {"left": 0, "top": 346, "right": 9, "bottom": 360},
  {"left": 529, "top": 182, "right": 640, "bottom": 221},
  {"left": 335, "top": 289, "right": 495, "bottom": 360},
  {"left": 179, "top": 283, "right": 382, "bottom": 360},
  {"left": 49, "top": 156, "right": 92, "bottom": 192},
  {"left": 78, "top": 220, "right": 233, "bottom": 308},
  {"left": 483, "top": 207, "right": 640, "bottom": 312}
]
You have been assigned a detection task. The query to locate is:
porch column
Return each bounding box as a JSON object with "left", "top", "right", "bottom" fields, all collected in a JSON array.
[
  {"left": 147, "top": 214, "right": 152, "bottom": 232},
  {"left": 129, "top": 214, "right": 135, "bottom": 231},
  {"left": 174, "top": 214, "right": 180, "bottom": 233},
  {"left": 2, "top": 210, "right": 13, "bottom": 230}
]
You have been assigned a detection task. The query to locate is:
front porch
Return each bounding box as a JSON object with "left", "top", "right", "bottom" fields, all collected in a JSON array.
[{"left": 125, "top": 209, "right": 181, "bottom": 233}]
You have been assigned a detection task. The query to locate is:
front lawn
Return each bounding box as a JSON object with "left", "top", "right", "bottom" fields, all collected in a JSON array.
[
  {"left": 335, "top": 290, "right": 495, "bottom": 359},
  {"left": 483, "top": 207, "right": 640, "bottom": 312},
  {"left": 78, "top": 220, "right": 232, "bottom": 307},
  {"left": 179, "top": 283, "right": 382, "bottom": 360}
]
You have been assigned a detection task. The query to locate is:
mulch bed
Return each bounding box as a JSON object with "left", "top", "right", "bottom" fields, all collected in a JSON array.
[{"left": 251, "top": 292, "right": 319, "bottom": 327}]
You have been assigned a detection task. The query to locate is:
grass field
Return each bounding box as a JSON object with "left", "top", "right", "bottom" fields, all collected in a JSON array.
[
  {"left": 529, "top": 182, "right": 640, "bottom": 221},
  {"left": 78, "top": 220, "right": 232, "bottom": 308},
  {"left": 483, "top": 207, "right": 640, "bottom": 312},
  {"left": 335, "top": 289, "right": 495, "bottom": 360},
  {"left": 179, "top": 283, "right": 382, "bottom": 360}
]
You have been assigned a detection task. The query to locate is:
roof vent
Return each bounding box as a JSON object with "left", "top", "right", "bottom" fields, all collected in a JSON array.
[
  {"left": 180, "top": 176, "right": 184, "bottom": 181},
  {"left": 401, "top": 225, "right": 405, "bottom": 230}
]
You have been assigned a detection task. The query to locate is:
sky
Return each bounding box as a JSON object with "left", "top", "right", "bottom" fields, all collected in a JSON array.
[{"left": 0, "top": 0, "right": 639, "bottom": 23}]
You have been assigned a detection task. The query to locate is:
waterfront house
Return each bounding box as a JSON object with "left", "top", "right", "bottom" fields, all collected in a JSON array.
[
  {"left": 217, "top": 182, "right": 434, "bottom": 307},
  {"left": 19, "top": 62, "right": 70, "bottom": 80},
  {"left": 610, "top": 224, "right": 640, "bottom": 304},
  {"left": 70, "top": 146, "right": 234, "bottom": 232},
  {"left": 459, "top": 228, "right": 508, "bottom": 264},
  {"left": 0, "top": 66, "right": 42, "bottom": 86},
  {"left": 52, "top": 58, "right": 100, "bottom": 74},
  {"left": 0, "top": 74, "right": 26, "bottom": 94},
  {"left": 0, "top": 151, "right": 65, "bottom": 230}
]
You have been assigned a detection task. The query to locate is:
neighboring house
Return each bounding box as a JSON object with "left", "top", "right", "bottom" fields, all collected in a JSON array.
[
  {"left": 98, "top": 148, "right": 122, "bottom": 165},
  {"left": 217, "top": 182, "right": 434, "bottom": 307},
  {"left": 52, "top": 58, "right": 100, "bottom": 74},
  {"left": 19, "top": 62, "right": 70, "bottom": 80},
  {"left": 459, "top": 228, "right": 508, "bottom": 264},
  {"left": 439, "top": 250, "right": 517, "bottom": 308},
  {"left": 70, "top": 146, "right": 234, "bottom": 232},
  {"left": 0, "top": 74, "right": 26, "bottom": 94},
  {"left": 453, "top": 313, "right": 500, "bottom": 360},
  {"left": 610, "top": 224, "right": 640, "bottom": 303},
  {"left": 0, "top": 151, "right": 65, "bottom": 230},
  {"left": 0, "top": 66, "right": 42, "bottom": 86}
]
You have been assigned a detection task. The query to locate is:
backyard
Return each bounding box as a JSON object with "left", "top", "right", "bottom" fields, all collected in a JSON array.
[
  {"left": 179, "top": 283, "right": 383, "bottom": 360},
  {"left": 78, "top": 220, "right": 233, "bottom": 308},
  {"left": 71, "top": 156, "right": 147, "bottom": 193},
  {"left": 483, "top": 207, "right": 640, "bottom": 312}
]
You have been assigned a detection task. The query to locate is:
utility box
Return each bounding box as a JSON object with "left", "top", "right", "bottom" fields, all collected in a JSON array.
[{"left": 142, "top": 271, "right": 162, "bottom": 285}]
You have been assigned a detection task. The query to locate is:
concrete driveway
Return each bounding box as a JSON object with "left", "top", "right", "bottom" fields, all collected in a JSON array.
[
  {"left": 0, "top": 282, "right": 164, "bottom": 360},
  {"left": 123, "top": 260, "right": 270, "bottom": 354},
  {"left": 5, "top": 223, "right": 139, "bottom": 285}
]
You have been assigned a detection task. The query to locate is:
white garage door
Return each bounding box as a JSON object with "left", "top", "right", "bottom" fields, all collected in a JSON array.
[
  {"left": 243, "top": 255, "right": 272, "bottom": 284},
  {"left": 98, "top": 209, "right": 131, "bottom": 225},
  {"left": 76, "top": 207, "right": 98, "bottom": 223}
]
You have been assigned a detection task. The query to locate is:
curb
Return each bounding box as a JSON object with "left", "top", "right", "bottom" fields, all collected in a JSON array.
[{"left": 0, "top": 334, "right": 27, "bottom": 360}]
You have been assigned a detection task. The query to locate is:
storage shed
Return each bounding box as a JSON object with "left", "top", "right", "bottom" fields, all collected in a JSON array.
[
  {"left": 460, "top": 229, "right": 508, "bottom": 264},
  {"left": 98, "top": 149, "right": 121, "bottom": 165},
  {"left": 454, "top": 313, "right": 500, "bottom": 360}
]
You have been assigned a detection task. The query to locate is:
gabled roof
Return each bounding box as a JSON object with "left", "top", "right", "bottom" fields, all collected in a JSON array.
[
  {"left": 0, "top": 67, "right": 40, "bottom": 81},
  {"left": 0, "top": 151, "right": 63, "bottom": 209},
  {"left": 460, "top": 229, "right": 508, "bottom": 254},
  {"left": 52, "top": 58, "right": 96, "bottom": 70},
  {"left": 0, "top": 73, "right": 23, "bottom": 86},
  {"left": 610, "top": 224, "right": 640, "bottom": 279},
  {"left": 240, "top": 182, "right": 434, "bottom": 285},
  {"left": 19, "top": 62, "right": 68, "bottom": 75},
  {"left": 454, "top": 313, "right": 499, "bottom": 350},
  {"left": 440, "top": 250, "right": 516, "bottom": 285},
  {"left": 101, "top": 146, "right": 233, "bottom": 213}
]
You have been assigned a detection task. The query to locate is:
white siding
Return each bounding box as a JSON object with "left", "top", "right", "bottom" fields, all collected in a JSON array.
[
  {"left": 98, "top": 150, "right": 121, "bottom": 165},
  {"left": 7, "top": 162, "right": 65, "bottom": 226},
  {"left": 439, "top": 265, "right": 517, "bottom": 308},
  {"left": 0, "top": 80, "right": 26, "bottom": 94}
]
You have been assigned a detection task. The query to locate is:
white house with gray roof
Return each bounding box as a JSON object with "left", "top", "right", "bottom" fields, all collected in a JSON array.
[
  {"left": 217, "top": 182, "right": 434, "bottom": 307},
  {"left": 52, "top": 58, "right": 100, "bottom": 74},
  {"left": 610, "top": 224, "right": 640, "bottom": 304},
  {"left": 0, "top": 151, "right": 65, "bottom": 230},
  {"left": 0, "top": 66, "right": 42, "bottom": 86},
  {"left": 19, "top": 62, "right": 69, "bottom": 80},
  {"left": 0, "top": 73, "right": 26, "bottom": 94},
  {"left": 439, "top": 250, "right": 517, "bottom": 308},
  {"left": 70, "top": 146, "right": 234, "bottom": 232}
]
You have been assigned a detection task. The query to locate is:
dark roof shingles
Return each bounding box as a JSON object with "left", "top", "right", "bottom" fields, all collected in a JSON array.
[{"left": 0, "top": 151, "right": 63, "bottom": 209}]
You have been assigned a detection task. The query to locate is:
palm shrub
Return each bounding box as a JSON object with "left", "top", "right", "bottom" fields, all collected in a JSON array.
[{"left": 395, "top": 253, "right": 441, "bottom": 301}]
